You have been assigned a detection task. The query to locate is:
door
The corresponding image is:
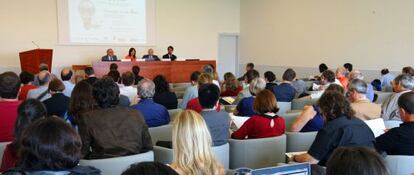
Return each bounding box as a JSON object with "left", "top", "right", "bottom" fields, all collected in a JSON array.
[{"left": 218, "top": 34, "right": 239, "bottom": 81}]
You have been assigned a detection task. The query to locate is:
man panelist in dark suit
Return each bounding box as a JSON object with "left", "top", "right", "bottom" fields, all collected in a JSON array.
[
  {"left": 162, "top": 46, "right": 177, "bottom": 61},
  {"left": 101, "top": 48, "right": 118, "bottom": 61},
  {"left": 142, "top": 48, "right": 160, "bottom": 61}
]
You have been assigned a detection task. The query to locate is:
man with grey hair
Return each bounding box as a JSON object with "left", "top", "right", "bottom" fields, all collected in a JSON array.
[
  {"left": 381, "top": 74, "right": 414, "bottom": 121},
  {"left": 348, "top": 79, "right": 381, "bottom": 121},
  {"left": 27, "top": 71, "right": 52, "bottom": 101},
  {"left": 349, "top": 70, "right": 374, "bottom": 102},
  {"left": 131, "top": 78, "right": 170, "bottom": 127}
]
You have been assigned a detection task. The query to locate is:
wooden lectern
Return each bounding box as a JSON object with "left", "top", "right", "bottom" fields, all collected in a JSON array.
[{"left": 19, "top": 49, "right": 53, "bottom": 74}]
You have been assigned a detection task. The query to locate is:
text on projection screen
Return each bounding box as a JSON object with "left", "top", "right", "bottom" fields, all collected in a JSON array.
[{"left": 69, "top": 0, "right": 146, "bottom": 44}]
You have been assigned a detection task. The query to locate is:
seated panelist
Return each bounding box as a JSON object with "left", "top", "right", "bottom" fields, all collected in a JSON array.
[
  {"left": 142, "top": 48, "right": 160, "bottom": 61},
  {"left": 101, "top": 48, "right": 118, "bottom": 61},
  {"left": 124, "top": 47, "right": 137, "bottom": 61},
  {"left": 162, "top": 46, "right": 177, "bottom": 61}
]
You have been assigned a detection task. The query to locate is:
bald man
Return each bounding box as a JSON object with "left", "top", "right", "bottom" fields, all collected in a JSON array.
[
  {"left": 142, "top": 48, "right": 160, "bottom": 61},
  {"left": 61, "top": 68, "right": 74, "bottom": 97}
]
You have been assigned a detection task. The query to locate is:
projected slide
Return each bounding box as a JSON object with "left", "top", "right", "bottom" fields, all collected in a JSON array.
[{"left": 67, "top": 0, "right": 146, "bottom": 44}]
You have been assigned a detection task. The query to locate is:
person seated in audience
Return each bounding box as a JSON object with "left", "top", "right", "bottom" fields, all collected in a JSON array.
[
  {"left": 264, "top": 71, "right": 277, "bottom": 91},
  {"left": 65, "top": 81, "right": 97, "bottom": 129},
  {"left": 119, "top": 71, "right": 137, "bottom": 102},
  {"left": 234, "top": 77, "right": 266, "bottom": 116},
  {"left": 291, "top": 78, "right": 307, "bottom": 98},
  {"left": 0, "top": 72, "right": 22, "bottom": 142},
  {"left": 336, "top": 67, "right": 349, "bottom": 89},
  {"left": 220, "top": 72, "right": 242, "bottom": 97},
  {"left": 380, "top": 68, "right": 395, "bottom": 92},
  {"left": 170, "top": 110, "right": 225, "bottom": 175},
  {"left": 326, "top": 147, "right": 389, "bottom": 175},
  {"left": 32, "top": 63, "right": 50, "bottom": 86},
  {"left": 234, "top": 69, "right": 260, "bottom": 104},
  {"left": 82, "top": 66, "right": 98, "bottom": 85},
  {"left": 402, "top": 66, "right": 414, "bottom": 76},
  {"left": 0, "top": 99, "right": 46, "bottom": 172},
  {"left": 199, "top": 83, "right": 230, "bottom": 146},
  {"left": 293, "top": 91, "right": 375, "bottom": 166},
  {"left": 132, "top": 65, "right": 144, "bottom": 85},
  {"left": 343, "top": 62, "right": 353, "bottom": 75},
  {"left": 349, "top": 70, "right": 374, "bottom": 102},
  {"left": 307, "top": 70, "right": 340, "bottom": 99},
  {"left": 125, "top": 47, "right": 137, "bottom": 61},
  {"left": 142, "top": 48, "right": 160, "bottom": 61},
  {"left": 348, "top": 79, "right": 381, "bottom": 121},
  {"left": 376, "top": 91, "right": 414, "bottom": 155},
  {"left": 3, "top": 117, "right": 101, "bottom": 175},
  {"left": 43, "top": 79, "right": 70, "bottom": 118},
  {"left": 101, "top": 48, "right": 118, "bottom": 61},
  {"left": 237, "top": 62, "right": 255, "bottom": 81},
  {"left": 371, "top": 79, "right": 382, "bottom": 91},
  {"left": 178, "top": 71, "right": 200, "bottom": 109},
  {"left": 131, "top": 78, "right": 170, "bottom": 127},
  {"left": 291, "top": 84, "right": 344, "bottom": 132},
  {"left": 27, "top": 71, "right": 52, "bottom": 101},
  {"left": 186, "top": 73, "right": 221, "bottom": 113},
  {"left": 381, "top": 74, "right": 414, "bottom": 121},
  {"left": 272, "top": 68, "right": 296, "bottom": 102},
  {"left": 107, "top": 63, "right": 121, "bottom": 84},
  {"left": 153, "top": 75, "right": 178, "bottom": 109},
  {"left": 313, "top": 63, "right": 328, "bottom": 80},
  {"left": 18, "top": 71, "right": 37, "bottom": 101},
  {"left": 162, "top": 46, "right": 177, "bottom": 61},
  {"left": 79, "top": 78, "right": 152, "bottom": 159},
  {"left": 202, "top": 64, "right": 220, "bottom": 87},
  {"left": 61, "top": 68, "right": 75, "bottom": 97},
  {"left": 232, "top": 90, "right": 285, "bottom": 139},
  {"left": 122, "top": 162, "right": 178, "bottom": 175}
]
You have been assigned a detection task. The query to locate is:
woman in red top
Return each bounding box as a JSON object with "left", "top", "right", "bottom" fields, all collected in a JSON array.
[
  {"left": 220, "top": 72, "right": 243, "bottom": 97},
  {"left": 0, "top": 99, "right": 46, "bottom": 172},
  {"left": 18, "top": 71, "right": 37, "bottom": 101},
  {"left": 231, "top": 90, "right": 285, "bottom": 139},
  {"left": 124, "top": 48, "right": 137, "bottom": 61}
]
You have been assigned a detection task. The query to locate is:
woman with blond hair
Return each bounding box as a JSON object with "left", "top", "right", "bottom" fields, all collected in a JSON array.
[{"left": 170, "top": 110, "right": 225, "bottom": 175}]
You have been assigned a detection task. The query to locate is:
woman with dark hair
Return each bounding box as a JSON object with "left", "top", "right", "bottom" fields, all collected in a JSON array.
[
  {"left": 107, "top": 63, "right": 121, "bottom": 83},
  {"left": 132, "top": 66, "right": 144, "bottom": 85},
  {"left": 291, "top": 84, "right": 344, "bottom": 132},
  {"left": 220, "top": 72, "right": 242, "bottom": 97},
  {"left": 0, "top": 99, "right": 46, "bottom": 172},
  {"left": 326, "top": 147, "right": 389, "bottom": 175},
  {"left": 153, "top": 75, "right": 178, "bottom": 109},
  {"left": 122, "top": 162, "right": 178, "bottom": 175},
  {"left": 293, "top": 91, "right": 375, "bottom": 166},
  {"left": 64, "top": 81, "right": 97, "bottom": 129},
  {"left": 3, "top": 117, "right": 101, "bottom": 175},
  {"left": 43, "top": 79, "right": 69, "bottom": 118},
  {"left": 78, "top": 78, "right": 152, "bottom": 159},
  {"left": 125, "top": 48, "right": 137, "bottom": 61},
  {"left": 231, "top": 90, "right": 285, "bottom": 139}
]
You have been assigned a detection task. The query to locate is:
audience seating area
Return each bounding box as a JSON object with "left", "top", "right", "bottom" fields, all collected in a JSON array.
[{"left": 385, "top": 155, "right": 414, "bottom": 175}]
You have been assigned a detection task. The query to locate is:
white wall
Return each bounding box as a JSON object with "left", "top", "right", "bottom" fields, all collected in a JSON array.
[
  {"left": 240, "top": 0, "right": 414, "bottom": 80},
  {"left": 0, "top": 0, "right": 240, "bottom": 74}
]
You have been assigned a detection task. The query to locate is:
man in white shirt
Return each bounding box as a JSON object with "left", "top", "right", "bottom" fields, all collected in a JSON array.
[
  {"left": 381, "top": 74, "right": 414, "bottom": 121},
  {"left": 119, "top": 71, "right": 137, "bottom": 102},
  {"left": 61, "top": 68, "right": 74, "bottom": 97},
  {"left": 310, "top": 70, "right": 342, "bottom": 99}
]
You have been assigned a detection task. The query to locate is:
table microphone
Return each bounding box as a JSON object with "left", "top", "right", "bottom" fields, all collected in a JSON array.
[{"left": 31, "top": 41, "right": 40, "bottom": 49}]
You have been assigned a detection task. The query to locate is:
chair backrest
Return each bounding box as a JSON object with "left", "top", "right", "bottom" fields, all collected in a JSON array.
[
  {"left": 79, "top": 151, "right": 154, "bottom": 175},
  {"left": 229, "top": 134, "right": 286, "bottom": 169},
  {"left": 153, "top": 143, "right": 230, "bottom": 169},
  {"left": 223, "top": 105, "right": 237, "bottom": 113},
  {"left": 148, "top": 124, "right": 172, "bottom": 145},
  {"left": 286, "top": 132, "right": 317, "bottom": 152},
  {"left": 385, "top": 155, "right": 414, "bottom": 175},
  {"left": 375, "top": 92, "right": 394, "bottom": 104},
  {"left": 168, "top": 109, "right": 183, "bottom": 123},
  {"left": 384, "top": 120, "right": 403, "bottom": 129},
  {"left": 279, "top": 113, "right": 300, "bottom": 131},
  {"left": 0, "top": 142, "right": 11, "bottom": 167},
  {"left": 291, "top": 98, "right": 318, "bottom": 110},
  {"left": 277, "top": 102, "right": 292, "bottom": 114}
]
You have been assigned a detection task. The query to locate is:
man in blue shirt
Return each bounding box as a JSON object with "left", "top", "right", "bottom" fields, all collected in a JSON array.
[
  {"left": 131, "top": 79, "right": 170, "bottom": 127},
  {"left": 272, "top": 68, "right": 296, "bottom": 102}
]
